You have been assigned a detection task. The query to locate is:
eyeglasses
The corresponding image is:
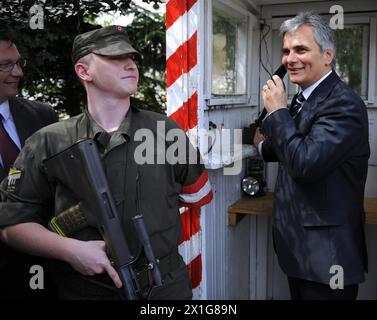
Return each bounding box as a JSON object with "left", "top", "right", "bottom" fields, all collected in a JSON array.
[{"left": 0, "top": 59, "right": 26, "bottom": 72}]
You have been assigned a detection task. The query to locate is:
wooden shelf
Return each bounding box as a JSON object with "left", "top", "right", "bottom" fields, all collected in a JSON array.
[
  {"left": 365, "top": 197, "right": 377, "bottom": 225},
  {"left": 228, "top": 192, "right": 274, "bottom": 225},
  {"left": 228, "top": 192, "right": 377, "bottom": 226}
]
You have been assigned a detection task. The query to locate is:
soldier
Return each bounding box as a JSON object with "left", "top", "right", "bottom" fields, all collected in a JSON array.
[{"left": 0, "top": 25, "right": 212, "bottom": 299}]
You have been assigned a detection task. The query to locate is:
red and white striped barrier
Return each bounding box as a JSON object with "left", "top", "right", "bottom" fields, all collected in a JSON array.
[{"left": 166, "top": 0, "right": 203, "bottom": 299}]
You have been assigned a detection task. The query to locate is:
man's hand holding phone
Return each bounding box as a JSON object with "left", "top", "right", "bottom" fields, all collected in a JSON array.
[{"left": 262, "top": 75, "right": 288, "bottom": 114}]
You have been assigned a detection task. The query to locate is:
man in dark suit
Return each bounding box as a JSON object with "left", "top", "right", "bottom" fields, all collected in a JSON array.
[
  {"left": 254, "top": 12, "right": 370, "bottom": 300},
  {"left": 0, "top": 25, "right": 58, "bottom": 299}
]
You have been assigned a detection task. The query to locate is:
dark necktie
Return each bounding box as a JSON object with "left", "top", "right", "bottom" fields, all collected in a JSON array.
[
  {"left": 290, "top": 92, "right": 305, "bottom": 118},
  {"left": 0, "top": 114, "right": 20, "bottom": 173}
]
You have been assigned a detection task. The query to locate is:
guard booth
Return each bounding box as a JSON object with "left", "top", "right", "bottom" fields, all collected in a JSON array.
[{"left": 166, "top": 0, "right": 377, "bottom": 299}]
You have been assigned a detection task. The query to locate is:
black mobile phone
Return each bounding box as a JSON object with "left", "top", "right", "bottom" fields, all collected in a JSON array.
[
  {"left": 256, "top": 64, "right": 287, "bottom": 124},
  {"left": 272, "top": 64, "right": 287, "bottom": 80},
  {"left": 243, "top": 64, "right": 287, "bottom": 145}
]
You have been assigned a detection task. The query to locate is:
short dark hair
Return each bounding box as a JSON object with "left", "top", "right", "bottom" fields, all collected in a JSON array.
[{"left": 0, "top": 24, "right": 15, "bottom": 44}]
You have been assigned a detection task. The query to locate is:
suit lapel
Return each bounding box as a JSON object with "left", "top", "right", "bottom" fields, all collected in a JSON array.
[
  {"left": 0, "top": 165, "right": 6, "bottom": 180},
  {"left": 305, "top": 71, "right": 340, "bottom": 107},
  {"left": 9, "top": 98, "right": 37, "bottom": 147},
  {"left": 296, "top": 71, "right": 340, "bottom": 121}
]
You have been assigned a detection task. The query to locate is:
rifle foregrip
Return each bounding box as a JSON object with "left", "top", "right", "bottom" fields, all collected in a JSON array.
[{"left": 132, "top": 215, "right": 163, "bottom": 286}]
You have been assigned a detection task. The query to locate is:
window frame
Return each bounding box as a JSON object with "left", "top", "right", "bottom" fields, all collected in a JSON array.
[
  {"left": 204, "top": 0, "right": 256, "bottom": 108},
  {"left": 334, "top": 16, "right": 376, "bottom": 104}
]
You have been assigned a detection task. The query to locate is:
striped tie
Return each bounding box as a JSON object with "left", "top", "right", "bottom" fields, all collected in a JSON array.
[
  {"left": 290, "top": 92, "right": 305, "bottom": 118},
  {"left": 0, "top": 114, "right": 20, "bottom": 173}
]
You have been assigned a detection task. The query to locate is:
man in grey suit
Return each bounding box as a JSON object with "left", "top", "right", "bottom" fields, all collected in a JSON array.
[
  {"left": 0, "top": 25, "right": 58, "bottom": 299},
  {"left": 254, "top": 12, "right": 369, "bottom": 299}
]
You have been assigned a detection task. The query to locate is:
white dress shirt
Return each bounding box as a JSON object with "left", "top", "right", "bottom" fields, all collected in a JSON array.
[{"left": 0, "top": 100, "right": 22, "bottom": 167}]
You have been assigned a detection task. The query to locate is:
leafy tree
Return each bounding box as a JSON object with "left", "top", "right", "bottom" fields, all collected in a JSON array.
[
  {"left": 334, "top": 25, "right": 364, "bottom": 98},
  {"left": 0, "top": 0, "right": 165, "bottom": 116},
  {"left": 128, "top": 5, "right": 166, "bottom": 113}
]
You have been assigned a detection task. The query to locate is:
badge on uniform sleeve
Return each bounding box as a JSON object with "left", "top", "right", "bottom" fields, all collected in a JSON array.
[{"left": 6, "top": 167, "right": 23, "bottom": 193}]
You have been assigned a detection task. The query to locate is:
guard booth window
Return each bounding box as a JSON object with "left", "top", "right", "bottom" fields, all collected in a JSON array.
[
  {"left": 334, "top": 24, "right": 369, "bottom": 101},
  {"left": 212, "top": 3, "right": 247, "bottom": 96}
]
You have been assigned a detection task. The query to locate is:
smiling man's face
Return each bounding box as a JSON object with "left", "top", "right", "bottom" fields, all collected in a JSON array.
[
  {"left": 0, "top": 41, "right": 24, "bottom": 103},
  {"left": 282, "top": 25, "right": 334, "bottom": 89}
]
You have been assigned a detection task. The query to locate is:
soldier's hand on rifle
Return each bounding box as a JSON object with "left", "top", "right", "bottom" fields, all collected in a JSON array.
[{"left": 65, "top": 239, "right": 123, "bottom": 288}]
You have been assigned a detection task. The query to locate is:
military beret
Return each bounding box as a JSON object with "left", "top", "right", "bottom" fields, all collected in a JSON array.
[{"left": 71, "top": 25, "right": 139, "bottom": 63}]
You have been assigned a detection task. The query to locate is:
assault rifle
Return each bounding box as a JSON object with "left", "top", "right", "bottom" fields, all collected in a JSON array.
[{"left": 43, "top": 138, "right": 162, "bottom": 300}]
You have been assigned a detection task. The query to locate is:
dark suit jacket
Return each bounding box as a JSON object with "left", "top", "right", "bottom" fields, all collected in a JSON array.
[
  {"left": 0, "top": 97, "right": 58, "bottom": 299},
  {"left": 261, "top": 71, "right": 370, "bottom": 285},
  {"left": 0, "top": 97, "right": 58, "bottom": 180}
]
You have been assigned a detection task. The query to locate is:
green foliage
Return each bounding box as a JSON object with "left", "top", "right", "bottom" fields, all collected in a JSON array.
[
  {"left": 0, "top": 0, "right": 166, "bottom": 116},
  {"left": 334, "top": 25, "right": 366, "bottom": 98},
  {"left": 128, "top": 6, "right": 166, "bottom": 113}
]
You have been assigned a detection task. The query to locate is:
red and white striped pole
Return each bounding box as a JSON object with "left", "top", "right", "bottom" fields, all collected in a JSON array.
[{"left": 166, "top": 0, "right": 203, "bottom": 298}]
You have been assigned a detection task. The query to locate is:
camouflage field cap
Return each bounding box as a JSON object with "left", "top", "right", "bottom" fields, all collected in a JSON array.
[{"left": 72, "top": 25, "right": 139, "bottom": 63}]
